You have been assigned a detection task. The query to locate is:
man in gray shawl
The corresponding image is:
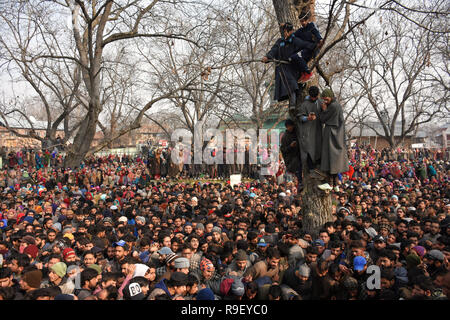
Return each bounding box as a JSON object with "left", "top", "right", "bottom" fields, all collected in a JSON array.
[
  {"left": 317, "top": 88, "right": 349, "bottom": 192},
  {"left": 294, "top": 85, "right": 323, "bottom": 177}
]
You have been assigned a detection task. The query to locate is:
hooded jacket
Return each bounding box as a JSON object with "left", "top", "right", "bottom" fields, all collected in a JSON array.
[
  {"left": 133, "top": 264, "right": 150, "bottom": 278},
  {"left": 148, "top": 278, "right": 172, "bottom": 299}
]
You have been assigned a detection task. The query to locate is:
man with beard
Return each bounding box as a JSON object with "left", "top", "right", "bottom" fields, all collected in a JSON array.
[
  {"left": 295, "top": 86, "right": 323, "bottom": 179},
  {"left": 317, "top": 88, "right": 349, "bottom": 192},
  {"left": 225, "top": 249, "right": 251, "bottom": 277},
  {"left": 423, "top": 250, "right": 447, "bottom": 279},
  {"left": 281, "top": 263, "right": 312, "bottom": 300},
  {"left": 369, "top": 235, "right": 387, "bottom": 263}
]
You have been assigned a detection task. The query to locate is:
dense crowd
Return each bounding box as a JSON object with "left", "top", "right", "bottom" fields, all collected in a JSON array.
[{"left": 0, "top": 144, "right": 449, "bottom": 300}]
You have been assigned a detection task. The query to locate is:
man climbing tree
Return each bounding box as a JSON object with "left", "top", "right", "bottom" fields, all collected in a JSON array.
[
  {"left": 261, "top": 22, "right": 316, "bottom": 112},
  {"left": 291, "top": 11, "right": 324, "bottom": 83}
]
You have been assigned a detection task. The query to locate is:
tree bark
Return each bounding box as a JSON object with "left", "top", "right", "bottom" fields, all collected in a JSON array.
[
  {"left": 272, "top": 0, "right": 314, "bottom": 30},
  {"left": 272, "top": 0, "right": 333, "bottom": 237},
  {"left": 64, "top": 104, "right": 99, "bottom": 168}
]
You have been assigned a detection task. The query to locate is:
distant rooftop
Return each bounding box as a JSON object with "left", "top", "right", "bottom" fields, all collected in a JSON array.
[{"left": 349, "top": 121, "right": 425, "bottom": 138}]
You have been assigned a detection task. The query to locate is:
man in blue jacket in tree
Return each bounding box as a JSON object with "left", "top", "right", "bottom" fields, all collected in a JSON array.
[{"left": 262, "top": 22, "right": 316, "bottom": 112}]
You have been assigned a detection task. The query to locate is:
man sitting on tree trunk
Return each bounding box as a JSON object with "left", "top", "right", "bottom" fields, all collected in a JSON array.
[
  {"left": 316, "top": 88, "right": 349, "bottom": 192},
  {"left": 261, "top": 22, "right": 316, "bottom": 112},
  {"left": 292, "top": 12, "right": 324, "bottom": 83}
]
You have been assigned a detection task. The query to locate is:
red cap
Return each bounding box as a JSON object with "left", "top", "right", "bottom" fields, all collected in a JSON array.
[
  {"left": 63, "top": 248, "right": 76, "bottom": 260},
  {"left": 24, "top": 245, "right": 39, "bottom": 259}
]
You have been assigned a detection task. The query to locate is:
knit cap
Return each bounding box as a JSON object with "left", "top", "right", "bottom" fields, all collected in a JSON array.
[
  {"left": 63, "top": 248, "right": 76, "bottom": 261},
  {"left": 174, "top": 257, "right": 190, "bottom": 269},
  {"left": 321, "top": 88, "right": 334, "bottom": 98},
  {"left": 406, "top": 254, "right": 421, "bottom": 268},
  {"left": 23, "top": 270, "right": 43, "bottom": 288},
  {"left": 231, "top": 277, "right": 245, "bottom": 296},
  {"left": 412, "top": 246, "right": 425, "bottom": 258},
  {"left": 196, "top": 288, "right": 215, "bottom": 300},
  {"left": 211, "top": 226, "right": 221, "bottom": 234},
  {"left": 235, "top": 249, "right": 248, "bottom": 261},
  {"left": 24, "top": 245, "right": 39, "bottom": 259},
  {"left": 165, "top": 253, "right": 178, "bottom": 265},
  {"left": 50, "top": 262, "right": 67, "bottom": 278},
  {"left": 21, "top": 235, "right": 36, "bottom": 245},
  {"left": 88, "top": 264, "right": 102, "bottom": 275},
  {"left": 196, "top": 223, "right": 205, "bottom": 230}
]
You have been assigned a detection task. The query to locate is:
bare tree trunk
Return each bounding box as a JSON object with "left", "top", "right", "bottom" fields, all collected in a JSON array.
[
  {"left": 272, "top": 0, "right": 314, "bottom": 30},
  {"left": 64, "top": 105, "right": 99, "bottom": 168},
  {"left": 272, "top": 0, "right": 333, "bottom": 237},
  {"left": 301, "top": 176, "right": 333, "bottom": 236}
]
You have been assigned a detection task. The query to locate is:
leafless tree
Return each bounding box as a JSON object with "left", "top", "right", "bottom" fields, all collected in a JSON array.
[
  {"left": 345, "top": 11, "right": 448, "bottom": 147},
  {"left": 133, "top": 2, "right": 247, "bottom": 148},
  {"left": 0, "top": 1, "right": 83, "bottom": 150}
]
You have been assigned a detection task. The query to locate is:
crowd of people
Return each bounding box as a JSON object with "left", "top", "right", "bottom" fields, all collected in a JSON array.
[
  {"left": 1, "top": 7, "right": 448, "bottom": 302},
  {"left": 0, "top": 139, "right": 449, "bottom": 300}
]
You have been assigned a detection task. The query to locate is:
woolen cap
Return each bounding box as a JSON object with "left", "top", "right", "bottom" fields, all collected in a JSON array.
[
  {"left": 406, "top": 254, "right": 421, "bottom": 268},
  {"left": 211, "top": 226, "right": 221, "bottom": 234},
  {"left": 196, "top": 223, "right": 205, "bottom": 230},
  {"left": 165, "top": 253, "right": 178, "bottom": 265},
  {"left": 24, "top": 245, "right": 39, "bottom": 259},
  {"left": 63, "top": 248, "right": 76, "bottom": 260},
  {"left": 412, "top": 246, "right": 425, "bottom": 258},
  {"left": 23, "top": 270, "right": 43, "bottom": 288},
  {"left": 50, "top": 262, "right": 67, "bottom": 278},
  {"left": 321, "top": 88, "right": 334, "bottom": 98},
  {"left": 196, "top": 288, "right": 215, "bottom": 300},
  {"left": 170, "top": 272, "right": 188, "bottom": 286},
  {"left": 174, "top": 257, "right": 190, "bottom": 269},
  {"left": 427, "top": 250, "right": 444, "bottom": 262},
  {"left": 235, "top": 249, "right": 248, "bottom": 261},
  {"left": 21, "top": 235, "right": 36, "bottom": 245},
  {"left": 88, "top": 264, "right": 102, "bottom": 275}
]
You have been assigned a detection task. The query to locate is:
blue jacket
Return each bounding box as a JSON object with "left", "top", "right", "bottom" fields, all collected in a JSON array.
[
  {"left": 294, "top": 22, "right": 323, "bottom": 44},
  {"left": 266, "top": 35, "right": 315, "bottom": 101},
  {"left": 153, "top": 279, "right": 172, "bottom": 299}
]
